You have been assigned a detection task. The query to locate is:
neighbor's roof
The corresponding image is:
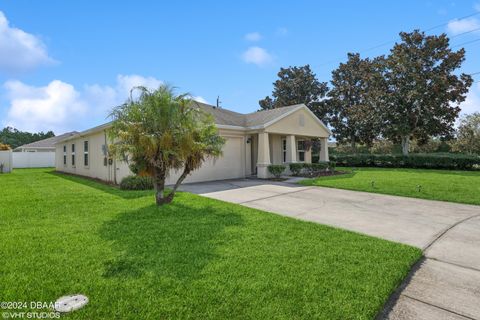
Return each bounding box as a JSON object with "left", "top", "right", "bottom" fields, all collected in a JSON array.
[
  {"left": 57, "top": 103, "right": 330, "bottom": 144},
  {"left": 15, "top": 132, "right": 78, "bottom": 150}
]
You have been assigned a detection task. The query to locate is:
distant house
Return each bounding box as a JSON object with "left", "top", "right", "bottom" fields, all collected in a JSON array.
[
  {"left": 14, "top": 132, "right": 78, "bottom": 152},
  {"left": 55, "top": 103, "right": 330, "bottom": 184},
  {"left": 13, "top": 132, "right": 77, "bottom": 168}
]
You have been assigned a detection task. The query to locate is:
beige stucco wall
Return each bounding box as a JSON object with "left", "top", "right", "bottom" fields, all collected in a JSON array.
[
  {"left": 55, "top": 107, "right": 329, "bottom": 183},
  {"left": 265, "top": 108, "right": 330, "bottom": 137},
  {"left": 267, "top": 133, "right": 314, "bottom": 165},
  {"left": 56, "top": 128, "right": 249, "bottom": 185},
  {"left": 56, "top": 131, "right": 116, "bottom": 182}
]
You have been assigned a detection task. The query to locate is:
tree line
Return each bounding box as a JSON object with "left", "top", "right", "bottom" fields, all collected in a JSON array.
[
  {"left": 0, "top": 127, "right": 55, "bottom": 149},
  {"left": 259, "top": 30, "right": 476, "bottom": 155}
]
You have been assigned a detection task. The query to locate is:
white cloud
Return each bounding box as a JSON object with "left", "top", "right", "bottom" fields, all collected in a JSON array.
[
  {"left": 244, "top": 32, "right": 262, "bottom": 41},
  {"left": 0, "top": 11, "right": 55, "bottom": 73},
  {"left": 446, "top": 17, "right": 480, "bottom": 35},
  {"left": 460, "top": 82, "right": 480, "bottom": 115},
  {"left": 3, "top": 74, "right": 163, "bottom": 133},
  {"left": 241, "top": 46, "right": 273, "bottom": 66},
  {"left": 192, "top": 96, "right": 208, "bottom": 104},
  {"left": 4, "top": 80, "right": 87, "bottom": 133}
]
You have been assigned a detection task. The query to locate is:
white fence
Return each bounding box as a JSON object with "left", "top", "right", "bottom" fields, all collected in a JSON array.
[
  {"left": 13, "top": 152, "right": 55, "bottom": 168},
  {"left": 0, "top": 150, "right": 13, "bottom": 173}
]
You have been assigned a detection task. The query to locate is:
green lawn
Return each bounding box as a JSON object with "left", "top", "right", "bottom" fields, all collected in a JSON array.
[
  {"left": 300, "top": 167, "right": 480, "bottom": 205},
  {"left": 0, "top": 169, "right": 420, "bottom": 320}
]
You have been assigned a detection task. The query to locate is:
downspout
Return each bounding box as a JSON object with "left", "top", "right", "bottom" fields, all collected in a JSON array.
[{"left": 104, "top": 131, "right": 111, "bottom": 183}]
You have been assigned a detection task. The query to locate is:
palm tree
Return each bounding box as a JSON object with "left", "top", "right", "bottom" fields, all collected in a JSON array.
[{"left": 109, "top": 85, "right": 225, "bottom": 205}]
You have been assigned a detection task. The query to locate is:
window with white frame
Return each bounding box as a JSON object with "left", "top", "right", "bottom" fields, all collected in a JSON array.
[
  {"left": 71, "top": 143, "right": 75, "bottom": 166},
  {"left": 63, "top": 145, "right": 67, "bottom": 165},
  {"left": 83, "top": 141, "right": 89, "bottom": 167},
  {"left": 297, "top": 140, "right": 305, "bottom": 162},
  {"left": 282, "top": 138, "right": 287, "bottom": 163}
]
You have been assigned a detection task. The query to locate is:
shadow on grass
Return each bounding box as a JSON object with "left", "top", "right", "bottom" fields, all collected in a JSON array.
[
  {"left": 98, "top": 200, "right": 243, "bottom": 280},
  {"left": 49, "top": 171, "right": 153, "bottom": 199}
]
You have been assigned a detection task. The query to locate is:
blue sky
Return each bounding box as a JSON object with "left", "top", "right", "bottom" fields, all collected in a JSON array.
[{"left": 1, "top": 0, "right": 479, "bottom": 134}]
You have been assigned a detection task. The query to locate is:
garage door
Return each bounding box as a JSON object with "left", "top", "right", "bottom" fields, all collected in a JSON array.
[{"left": 169, "top": 136, "right": 244, "bottom": 184}]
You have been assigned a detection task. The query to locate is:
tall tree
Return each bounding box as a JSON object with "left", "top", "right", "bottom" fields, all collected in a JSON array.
[
  {"left": 109, "top": 85, "right": 225, "bottom": 206},
  {"left": 381, "top": 30, "right": 472, "bottom": 155},
  {"left": 451, "top": 112, "right": 480, "bottom": 154},
  {"left": 259, "top": 65, "right": 330, "bottom": 121},
  {"left": 327, "top": 53, "right": 385, "bottom": 148}
]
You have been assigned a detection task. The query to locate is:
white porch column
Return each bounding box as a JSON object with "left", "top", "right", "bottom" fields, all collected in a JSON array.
[
  {"left": 320, "top": 137, "right": 329, "bottom": 161},
  {"left": 285, "top": 135, "right": 296, "bottom": 163},
  {"left": 257, "top": 132, "right": 270, "bottom": 178}
]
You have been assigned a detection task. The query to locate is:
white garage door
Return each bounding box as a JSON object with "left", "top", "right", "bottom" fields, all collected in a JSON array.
[{"left": 172, "top": 136, "right": 244, "bottom": 184}]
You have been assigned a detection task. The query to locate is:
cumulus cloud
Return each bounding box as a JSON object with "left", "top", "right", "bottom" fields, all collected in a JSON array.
[
  {"left": 460, "top": 82, "right": 480, "bottom": 115},
  {"left": 4, "top": 80, "right": 87, "bottom": 133},
  {"left": 241, "top": 46, "right": 273, "bottom": 66},
  {"left": 3, "top": 74, "right": 163, "bottom": 133},
  {"left": 0, "top": 11, "right": 55, "bottom": 73},
  {"left": 446, "top": 17, "right": 480, "bottom": 35},
  {"left": 244, "top": 32, "right": 262, "bottom": 41}
]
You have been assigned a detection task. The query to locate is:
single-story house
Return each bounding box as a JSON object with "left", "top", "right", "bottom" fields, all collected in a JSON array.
[
  {"left": 15, "top": 132, "right": 78, "bottom": 152},
  {"left": 55, "top": 103, "right": 330, "bottom": 184}
]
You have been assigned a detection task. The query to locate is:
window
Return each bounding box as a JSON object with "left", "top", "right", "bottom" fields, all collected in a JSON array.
[
  {"left": 83, "top": 141, "right": 89, "bottom": 167},
  {"left": 282, "top": 138, "right": 287, "bottom": 163},
  {"left": 63, "top": 145, "right": 67, "bottom": 165},
  {"left": 71, "top": 144, "right": 75, "bottom": 166},
  {"left": 297, "top": 140, "right": 305, "bottom": 162}
]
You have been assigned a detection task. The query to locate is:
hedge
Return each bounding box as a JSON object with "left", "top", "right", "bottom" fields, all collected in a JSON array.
[
  {"left": 330, "top": 153, "right": 480, "bottom": 170},
  {"left": 289, "top": 162, "right": 336, "bottom": 176},
  {"left": 268, "top": 164, "right": 286, "bottom": 178},
  {"left": 120, "top": 175, "right": 154, "bottom": 190}
]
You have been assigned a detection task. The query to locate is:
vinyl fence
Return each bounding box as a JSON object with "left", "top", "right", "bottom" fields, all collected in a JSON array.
[
  {"left": 0, "top": 150, "right": 13, "bottom": 173},
  {"left": 13, "top": 152, "right": 55, "bottom": 168}
]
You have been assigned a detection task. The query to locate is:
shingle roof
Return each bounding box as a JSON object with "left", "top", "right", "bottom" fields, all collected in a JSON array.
[
  {"left": 196, "top": 102, "right": 303, "bottom": 128},
  {"left": 16, "top": 132, "right": 78, "bottom": 150},
  {"left": 56, "top": 102, "right": 325, "bottom": 144},
  {"left": 244, "top": 104, "right": 303, "bottom": 127}
]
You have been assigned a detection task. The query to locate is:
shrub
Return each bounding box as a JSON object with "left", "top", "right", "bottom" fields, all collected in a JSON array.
[
  {"left": 267, "top": 165, "right": 286, "bottom": 178},
  {"left": 329, "top": 161, "right": 337, "bottom": 171},
  {"left": 289, "top": 163, "right": 304, "bottom": 176},
  {"left": 331, "top": 153, "right": 480, "bottom": 170},
  {"left": 120, "top": 175, "right": 154, "bottom": 190},
  {"left": 0, "top": 143, "right": 11, "bottom": 151}
]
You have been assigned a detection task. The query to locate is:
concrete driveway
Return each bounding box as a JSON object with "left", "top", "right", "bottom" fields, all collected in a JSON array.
[{"left": 180, "top": 179, "right": 480, "bottom": 320}]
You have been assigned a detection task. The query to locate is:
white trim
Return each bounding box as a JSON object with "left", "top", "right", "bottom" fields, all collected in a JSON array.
[{"left": 216, "top": 124, "right": 247, "bottom": 131}]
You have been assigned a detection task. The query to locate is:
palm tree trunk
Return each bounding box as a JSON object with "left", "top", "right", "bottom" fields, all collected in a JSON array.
[
  {"left": 164, "top": 166, "right": 191, "bottom": 203},
  {"left": 154, "top": 167, "right": 168, "bottom": 206}
]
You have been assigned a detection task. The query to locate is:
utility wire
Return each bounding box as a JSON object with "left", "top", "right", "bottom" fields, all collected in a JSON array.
[
  {"left": 315, "top": 11, "right": 480, "bottom": 68},
  {"left": 360, "top": 11, "right": 480, "bottom": 54},
  {"left": 451, "top": 38, "right": 480, "bottom": 48}
]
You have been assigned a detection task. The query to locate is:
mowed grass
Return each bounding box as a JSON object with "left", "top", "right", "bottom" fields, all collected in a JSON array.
[
  {"left": 0, "top": 169, "right": 421, "bottom": 320},
  {"left": 300, "top": 167, "right": 480, "bottom": 205}
]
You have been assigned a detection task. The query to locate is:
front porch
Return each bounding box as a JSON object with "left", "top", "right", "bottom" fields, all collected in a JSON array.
[{"left": 247, "top": 132, "right": 329, "bottom": 179}]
